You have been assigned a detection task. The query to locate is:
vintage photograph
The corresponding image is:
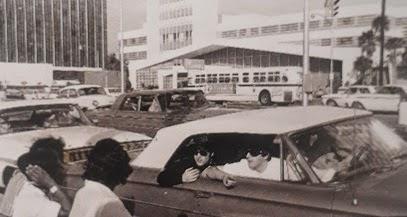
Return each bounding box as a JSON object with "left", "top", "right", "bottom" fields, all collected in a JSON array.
[{"left": 0, "top": 0, "right": 407, "bottom": 216}]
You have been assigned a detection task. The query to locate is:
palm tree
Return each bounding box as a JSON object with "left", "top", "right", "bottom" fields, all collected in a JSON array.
[
  {"left": 353, "top": 56, "right": 373, "bottom": 84},
  {"left": 385, "top": 38, "right": 405, "bottom": 62},
  {"left": 372, "top": 15, "right": 389, "bottom": 34},
  {"left": 358, "top": 30, "right": 376, "bottom": 57}
]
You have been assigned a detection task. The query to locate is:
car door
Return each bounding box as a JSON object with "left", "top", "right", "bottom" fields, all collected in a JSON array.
[{"left": 189, "top": 133, "right": 335, "bottom": 217}]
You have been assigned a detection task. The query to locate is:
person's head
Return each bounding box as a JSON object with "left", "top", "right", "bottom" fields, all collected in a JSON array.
[
  {"left": 245, "top": 145, "right": 271, "bottom": 172},
  {"left": 0, "top": 118, "right": 10, "bottom": 134},
  {"left": 193, "top": 145, "right": 213, "bottom": 167},
  {"left": 17, "top": 148, "right": 65, "bottom": 185},
  {"left": 30, "top": 137, "right": 65, "bottom": 162},
  {"left": 83, "top": 139, "right": 133, "bottom": 190}
]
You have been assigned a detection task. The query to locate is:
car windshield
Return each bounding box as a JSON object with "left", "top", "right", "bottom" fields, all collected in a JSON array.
[
  {"left": 289, "top": 117, "right": 407, "bottom": 182},
  {"left": 78, "top": 87, "right": 107, "bottom": 96},
  {"left": 0, "top": 104, "right": 89, "bottom": 135}
]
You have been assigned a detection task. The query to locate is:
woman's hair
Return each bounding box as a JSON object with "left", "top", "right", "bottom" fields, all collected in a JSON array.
[
  {"left": 17, "top": 148, "right": 65, "bottom": 185},
  {"left": 30, "top": 137, "right": 65, "bottom": 161},
  {"left": 83, "top": 139, "right": 133, "bottom": 188}
]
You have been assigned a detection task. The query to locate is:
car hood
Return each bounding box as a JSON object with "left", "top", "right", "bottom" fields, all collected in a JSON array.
[
  {"left": 344, "top": 163, "right": 407, "bottom": 216},
  {"left": 0, "top": 126, "right": 151, "bottom": 163}
]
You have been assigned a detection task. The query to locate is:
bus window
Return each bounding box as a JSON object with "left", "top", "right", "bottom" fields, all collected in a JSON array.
[
  {"left": 232, "top": 73, "right": 239, "bottom": 83},
  {"left": 260, "top": 72, "right": 266, "bottom": 82},
  {"left": 253, "top": 72, "right": 260, "bottom": 83},
  {"left": 243, "top": 73, "right": 249, "bottom": 83},
  {"left": 275, "top": 72, "right": 281, "bottom": 82},
  {"left": 219, "top": 74, "right": 225, "bottom": 83},
  {"left": 268, "top": 72, "right": 274, "bottom": 82},
  {"left": 207, "top": 74, "right": 213, "bottom": 83},
  {"left": 212, "top": 74, "right": 218, "bottom": 83},
  {"left": 225, "top": 74, "right": 231, "bottom": 83},
  {"left": 282, "top": 75, "right": 288, "bottom": 83}
]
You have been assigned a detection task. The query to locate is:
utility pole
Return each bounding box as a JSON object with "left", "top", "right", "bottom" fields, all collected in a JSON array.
[
  {"left": 120, "top": 0, "right": 125, "bottom": 93},
  {"left": 303, "top": 0, "right": 310, "bottom": 106},
  {"left": 379, "top": 0, "right": 386, "bottom": 86}
]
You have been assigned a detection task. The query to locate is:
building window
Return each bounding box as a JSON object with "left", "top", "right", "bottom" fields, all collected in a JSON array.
[
  {"left": 261, "top": 25, "right": 279, "bottom": 35},
  {"left": 243, "top": 73, "right": 249, "bottom": 83},
  {"left": 337, "top": 17, "right": 355, "bottom": 27}
]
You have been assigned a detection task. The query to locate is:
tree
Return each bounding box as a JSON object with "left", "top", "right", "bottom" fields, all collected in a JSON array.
[
  {"left": 371, "top": 15, "right": 389, "bottom": 34},
  {"left": 353, "top": 56, "right": 373, "bottom": 85},
  {"left": 385, "top": 37, "right": 406, "bottom": 62},
  {"left": 105, "top": 53, "right": 121, "bottom": 70},
  {"left": 358, "top": 30, "right": 376, "bottom": 57}
]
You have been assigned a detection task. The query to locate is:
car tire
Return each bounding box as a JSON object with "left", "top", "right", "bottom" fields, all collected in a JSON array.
[
  {"left": 258, "top": 90, "right": 272, "bottom": 106},
  {"left": 326, "top": 99, "right": 338, "bottom": 107},
  {"left": 351, "top": 102, "right": 365, "bottom": 110}
]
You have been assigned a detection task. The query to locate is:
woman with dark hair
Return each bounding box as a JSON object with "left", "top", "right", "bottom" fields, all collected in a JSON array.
[
  {"left": 0, "top": 137, "right": 67, "bottom": 217},
  {"left": 12, "top": 145, "right": 71, "bottom": 217},
  {"left": 68, "top": 139, "right": 133, "bottom": 217}
]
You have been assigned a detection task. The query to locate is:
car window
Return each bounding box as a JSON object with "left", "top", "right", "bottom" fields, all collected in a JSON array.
[
  {"left": 289, "top": 117, "right": 407, "bottom": 183},
  {"left": 376, "top": 87, "right": 392, "bottom": 94},
  {"left": 345, "top": 88, "right": 357, "bottom": 94},
  {"left": 0, "top": 104, "right": 88, "bottom": 134},
  {"left": 360, "top": 88, "right": 370, "bottom": 94},
  {"left": 79, "top": 87, "right": 107, "bottom": 96},
  {"left": 121, "top": 96, "right": 140, "bottom": 111},
  {"left": 162, "top": 133, "right": 307, "bottom": 183}
]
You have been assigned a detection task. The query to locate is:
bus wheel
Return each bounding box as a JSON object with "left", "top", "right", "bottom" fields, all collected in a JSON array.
[{"left": 259, "top": 90, "right": 272, "bottom": 106}]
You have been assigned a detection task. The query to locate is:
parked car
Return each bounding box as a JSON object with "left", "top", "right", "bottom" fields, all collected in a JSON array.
[
  {"left": 57, "top": 84, "right": 115, "bottom": 110},
  {"left": 104, "top": 87, "right": 122, "bottom": 98},
  {"left": 87, "top": 89, "right": 241, "bottom": 137},
  {"left": 62, "top": 106, "right": 407, "bottom": 216},
  {"left": 0, "top": 100, "right": 151, "bottom": 165},
  {"left": 321, "top": 85, "right": 377, "bottom": 107},
  {"left": 345, "top": 84, "right": 407, "bottom": 112}
]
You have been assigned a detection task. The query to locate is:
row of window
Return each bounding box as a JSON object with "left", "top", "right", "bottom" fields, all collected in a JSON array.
[
  {"left": 124, "top": 51, "right": 147, "bottom": 60},
  {"left": 219, "top": 14, "right": 400, "bottom": 39},
  {"left": 286, "top": 36, "right": 357, "bottom": 47},
  {"left": 159, "top": 0, "right": 184, "bottom": 5},
  {"left": 123, "top": 37, "right": 147, "bottom": 47},
  {"left": 194, "top": 72, "right": 288, "bottom": 84},
  {"left": 159, "top": 7, "right": 192, "bottom": 20}
]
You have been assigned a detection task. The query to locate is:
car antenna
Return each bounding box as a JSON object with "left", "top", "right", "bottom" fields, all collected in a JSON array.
[{"left": 349, "top": 107, "right": 359, "bottom": 206}]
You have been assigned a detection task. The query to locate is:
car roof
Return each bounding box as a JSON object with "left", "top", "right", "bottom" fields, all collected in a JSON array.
[
  {"left": 0, "top": 99, "right": 74, "bottom": 110},
  {"left": 59, "top": 84, "right": 101, "bottom": 90},
  {"left": 127, "top": 89, "right": 202, "bottom": 96},
  {"left": 132, "top": 106, "right": 372, "bottom": 169}
]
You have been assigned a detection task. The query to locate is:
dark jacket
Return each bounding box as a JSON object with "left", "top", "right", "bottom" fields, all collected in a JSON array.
[{"left": 157, "top": 157, "right": 207, "bottom": 187}]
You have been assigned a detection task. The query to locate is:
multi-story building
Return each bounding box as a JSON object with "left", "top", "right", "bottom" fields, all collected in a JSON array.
[
  {"left": 0, "top": 0, "right": 107, "bottom": 84},
  {"left": 120, "top": 1, "right": 407, "bottom": 90}
]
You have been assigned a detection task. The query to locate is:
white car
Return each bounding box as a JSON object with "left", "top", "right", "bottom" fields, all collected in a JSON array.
[
  {"left": 346, "top": 85, "right": 407, "bottom": 112},
  {"left": 0, "top": 100, "right": 151, "bottom": 164},
  {"left": 322, "top": 85, "right": 377, "bottom": 107},
  {"left": 104, "top": 87, "right": 122, "bottom": 98},
  {"left": 58, "top": 84, "right": 115, "bottom": 110}
]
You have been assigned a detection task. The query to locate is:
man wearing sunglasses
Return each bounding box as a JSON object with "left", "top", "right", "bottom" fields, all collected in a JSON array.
[
  {"left": 157, "top": 144, "right": 236, "bottom": 188},
  {"left": 222, "top": 144, "right": 283, "bottom": 180}
]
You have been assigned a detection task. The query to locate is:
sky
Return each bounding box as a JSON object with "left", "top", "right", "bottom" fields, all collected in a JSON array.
[{"left": 106, "top": 0, "right": 407, "bottom": 54}]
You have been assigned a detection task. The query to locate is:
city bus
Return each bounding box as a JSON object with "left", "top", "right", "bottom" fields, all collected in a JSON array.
[{"left": 188, "top": 66, "right": 303, "bottom": 105}]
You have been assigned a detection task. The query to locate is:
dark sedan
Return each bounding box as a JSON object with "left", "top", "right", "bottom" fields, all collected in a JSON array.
[{"left": 86, "top": 89, "right": 240, "bottom": 137}]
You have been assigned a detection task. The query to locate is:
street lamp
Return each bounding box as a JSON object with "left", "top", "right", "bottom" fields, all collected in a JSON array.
[
  {"left": 303, "top": 0, "right": 310, "bottom": 106},
  {"left": 119, "top": 0, "right": 125, "bottom": 94}
]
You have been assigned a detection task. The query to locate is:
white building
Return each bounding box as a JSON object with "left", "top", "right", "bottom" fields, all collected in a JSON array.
[{"left": 119, "top": 0, "right": 407, "bottom": 90}]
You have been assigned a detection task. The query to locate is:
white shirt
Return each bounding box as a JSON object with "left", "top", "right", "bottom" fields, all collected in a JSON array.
[
  {"left": 223, "top": 158, "right": 292, "bottom": 181},
  {"left": 12, "top": 182, "right": 61, "bottom": 217},
  {"left": 69, "top": 180, "right": 131, "bottom": 217}
]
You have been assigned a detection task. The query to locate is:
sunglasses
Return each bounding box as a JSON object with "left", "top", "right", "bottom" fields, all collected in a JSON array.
[
  {"left": 194, "top": 149, "right": 209, "bottom": 157},
  {"left": 246, "top": 149, "right": 264, "bottom": 156}
]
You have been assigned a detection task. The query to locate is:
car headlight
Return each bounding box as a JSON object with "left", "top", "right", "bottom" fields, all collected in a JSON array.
[{"left": 92, "top": 100, "right": 99, "bottom": 107}]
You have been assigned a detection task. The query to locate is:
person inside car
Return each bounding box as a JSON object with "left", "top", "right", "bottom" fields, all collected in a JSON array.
[
  {"left": 222, "top": 144, "right": 284, "bottom": 180},
  {"left": 157, "top": 141, "right": 236, "bottom": 188},
  {"left": 0, "top": 118, "right": 11, "bottom": 134}
]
